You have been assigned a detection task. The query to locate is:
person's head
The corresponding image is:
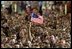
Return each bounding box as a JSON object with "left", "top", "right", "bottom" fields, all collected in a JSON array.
[
  {"left": 26, "top": 5, "right": 32, "bottom": 14},
  {"left": 32, "top": 8, "right": 38, "bottom": 14},
  {"left": 14, "top": 12, "right": 19, "bottom": 17}
]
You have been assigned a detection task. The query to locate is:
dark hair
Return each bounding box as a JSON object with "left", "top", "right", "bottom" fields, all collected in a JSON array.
[
  {"left": 26, "top": 6, "right": 32, "bottom": 13},
  {"left": 32, "top": 7, "right": 38, "bottom": 11}
]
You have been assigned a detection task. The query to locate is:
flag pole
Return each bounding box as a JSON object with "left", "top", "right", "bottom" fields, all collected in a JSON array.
[{"left": 28, "top": 22, "right": 32, "bottom": 41}]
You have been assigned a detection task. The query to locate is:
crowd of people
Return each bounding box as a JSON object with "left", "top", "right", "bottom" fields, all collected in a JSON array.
[{"left": 1, "top": 1, "right": 71, "bottom": 48}]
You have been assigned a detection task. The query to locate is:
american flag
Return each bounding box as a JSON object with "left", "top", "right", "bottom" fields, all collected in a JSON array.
[{"left": 31, "top": 13, "right": 43, "bottom": 24}]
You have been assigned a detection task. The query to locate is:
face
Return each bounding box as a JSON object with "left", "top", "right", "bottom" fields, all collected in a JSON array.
[
  {"left": 15, "top": 13, "right": 18, "bottom": 17},
  {"left": 33, "top": 9, "right": 38, "bottom": 14},
  {"left": 26, "top": 7, "right": 30, "bottom": 13}
]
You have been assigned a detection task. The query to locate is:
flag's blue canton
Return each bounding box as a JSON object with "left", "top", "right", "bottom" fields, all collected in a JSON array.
[{"left": 31, "top": 13, "right": 38, "bottom": 18}]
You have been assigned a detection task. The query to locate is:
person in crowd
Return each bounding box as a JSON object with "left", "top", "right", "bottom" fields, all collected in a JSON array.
[
  {"left": 38, "top": 1, "right": 43, "bottom": 16},
  {"left": 11, "top": 2, "right": 18, "bottom": 14},
  {"left": 25, "top": 5, "right": 32, "bottom": 21}
]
